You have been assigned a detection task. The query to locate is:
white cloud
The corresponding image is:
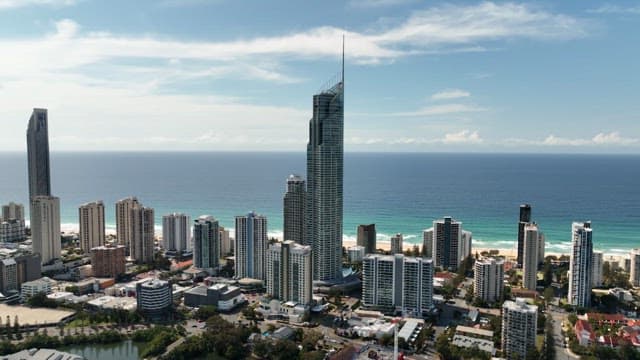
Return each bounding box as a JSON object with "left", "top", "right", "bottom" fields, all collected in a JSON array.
[
  {"left": 0, "top": 0, "right": 77, "bottom": 10},
  {"left": 587, "top": 4, "right": 640, "bottom": 15},
  {"left": 348, "top": 0, "right": 415, "bottom": 8},
  {"left": 505, "top": 132, "right": 639, "bottom": 147},
  {"left": 0, "top": 2, "right": 591, "bottom": 150},
  {"left": 431, "top": 89, "right": 471, "bottom": 100},
  {"left": 394, "top": 103, "right": 486, "bottom": 116},
  {"left": 347, "top": 129, "right": 483, "bottom": 146},
  {"left": 592, "top": 132, "right": 638, "bottom": 145},
  {"left": 442, "top": 130, "right": 483, "bottom": 144}
]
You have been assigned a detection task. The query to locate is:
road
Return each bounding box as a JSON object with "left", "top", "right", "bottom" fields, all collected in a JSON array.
[{"left": 549, "top": 306, "right": 579, "bottom": 360}]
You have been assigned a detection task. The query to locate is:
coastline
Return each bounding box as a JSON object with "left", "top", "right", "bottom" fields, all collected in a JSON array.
[{"left": 57, "top": 223, "right": 629, "bottom": 261}]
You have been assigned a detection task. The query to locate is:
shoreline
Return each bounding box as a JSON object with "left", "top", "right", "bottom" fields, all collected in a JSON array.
[{"left": 56, "top": 224, "right": 632, "bottom": 260}]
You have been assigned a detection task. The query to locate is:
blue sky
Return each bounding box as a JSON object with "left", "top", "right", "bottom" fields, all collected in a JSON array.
[{"left": 0, "top": 0, "right": 639, "bottom": 152}]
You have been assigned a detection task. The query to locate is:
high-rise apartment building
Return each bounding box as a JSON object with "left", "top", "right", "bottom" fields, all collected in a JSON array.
[
  {"left": 474, "top": 257, "right": 504, "bottom": 304},
  {"left": 193, "top": 215, "right": 219, "bottom": 271},
  {"left": 0, "top": 219, "right": 26, "bottom": 243},
  {"left": 27, "top": 108, "right": 51, "bottom": 199},
  {"left": 522, "top": 223, "right": 539, "bottom": 291},
  {"left": 266, "top": 240, "right": 313, "bottom": 305},
  {"left": 30, "top": 196, "right": 60, "bottom": 264},
  {"left": 162, "top": 213, "right": 190, "bottom": 253},
  {"left": 592, "top": 251, "right": 603, "bottom": 288},
  {"left": 357, "top": 224, "right": 376, "bottom": 255},
  {"left": 306, "top": 76, "right": 344, "bottom": 283},
  {"left": 2, "top": 203, "right": 24, "bottom": 222},
  {"left": 78, "top": 201, "right": 105, "bottom": 253},
  {"left": 362, "top": 254, "right": 433, "bottom": 316},
  {"left": 629, "top": 249, "right": 640, "bottom": 287},
  {"left": 115, "top": 197, "right": 139, "bottom": 252},
  {"left": 1, "top": 203, "right": 26, "bottom": 243},
  {"left": 516, "top": 204, "right": 532, "bottom": 267},
  {"left": 91, "top": 245, "right": 126, "bottom": 278},
  {"left": 130, "top": 205, "right": 155, "bottom": 264},
  {"left": 423, "top": 227, "right": 433, "bottom": 258},
  {"left": 219, "top": 226, "right": 232, "bottom": 256},
  {"left": 235, "top": 212, "right": 267, "bottom": 280},
  {"left": 502, "top": 298, "right": 538, "bottom": 360},
  {"left": 283, "top": 175, "right": 305, "bottom": 245},
  {"left": 0, "top": 253, "right": 41, "bottom": 295},
  {"left": 432, "top": 216, "right": 469, "bottom": 271},
  {"left": 390, "top": 233, "right": 403, "bottom": 254},
  {"left": 537, "top": 232, "right": 545, "bottom": 266},
  {"left": 568, "top": 221, "right": 593, "bottom": 307}
]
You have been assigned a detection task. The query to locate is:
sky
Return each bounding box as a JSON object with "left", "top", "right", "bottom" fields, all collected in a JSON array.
[{"left": 0, "top": 0, "right": 639, "bottom": 153}]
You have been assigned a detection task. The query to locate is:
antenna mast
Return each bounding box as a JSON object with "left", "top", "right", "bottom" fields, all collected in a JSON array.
[{"left": 342, "top": 34, "right": 345, "bottom": 86}]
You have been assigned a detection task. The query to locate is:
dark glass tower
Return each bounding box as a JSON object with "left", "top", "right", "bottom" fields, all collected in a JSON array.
[
  {"left": 306, "top": 74, "right": 344, "bottom": 282},
  {"left": 283, "top": 175, "right": 306, "bottom": 245},
  {"left": 517, "top": 204, "right": 532, "bottom": 266},
  {"left": 26, "top": 108, "right": 51, "bottom": 199},
  {"left": 357, "top": 224, "right": 376, "bottom": 254}
]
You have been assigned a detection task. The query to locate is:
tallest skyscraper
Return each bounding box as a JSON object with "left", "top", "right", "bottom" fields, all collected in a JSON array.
[
  {"left": 27, "top": 108, "right": 51, "bottom": 199},
  {"left": 306, "top": 48, "right": 344, "bottom": 283},
  {"left": 27, "top": 108, "right": 60, "bottom": 264}
]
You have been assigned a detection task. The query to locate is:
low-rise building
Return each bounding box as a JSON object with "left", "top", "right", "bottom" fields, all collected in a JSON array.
[
  {"left": 21, "top": 277, "right": 54, "bottom": 298},
  {"left": 453, "top": 326, "right": 495, "bottom": 356},
  {"left": 257, "top": 298, "right": 308, "bottom": 323},
  {"left": 575, "top": 319, "right": 595, "bottom": 346},
  {"left": 183, "top": 283, "right": 246, "bottom": 311}
]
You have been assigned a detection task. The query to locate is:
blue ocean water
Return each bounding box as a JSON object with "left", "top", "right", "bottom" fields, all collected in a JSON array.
[{"left": 0, "top": 152, "right": 638, "bottom": 254}]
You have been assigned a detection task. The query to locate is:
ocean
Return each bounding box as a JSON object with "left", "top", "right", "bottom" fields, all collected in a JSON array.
[{"left": 0, "top": 152, "right": 638, "bottom": 255}]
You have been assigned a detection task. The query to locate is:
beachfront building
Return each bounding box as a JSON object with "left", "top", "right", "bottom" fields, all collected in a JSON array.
[
  {"left": 568, "top": 221, "right": 593, "bottom": 307},
  {"left": 235, "top": 212, "right": 267, "bottom": 280},
  {"left": 115, "top": 196, "right": 139, "bottom": 253},
  {"left": 432, "top": 216, "right": 471, "bottom": 271},
  {"left": 516, "top": 204, "right": 532, "bottom": 267},
  {"left": 522, "top": 223, "right": 540, "bottom": 291},
  {"left": 537, "top": 232, "right": 545, "bottom": 266},
  {"left": 283, "top": 175, "right": 306, "bottom": 245},
  {"left": 390, "top": 233, "right": 403, "bottom": 254},
  {"left": 0, "top": 203, "right": 25, "bottom": 243},
  {"left": 130, "top": 204, "right": 155, "bottom": 264},
  {"left": 162, "top": 213, "right": 191, "bottom": 254},
  {"left": 265, "top": 240, "right": 313, "bottom": 305},
  {"left": 362, "top": 253, "right": 433, "bottom": 316},
  {"left": 27, "top": 108, "right": 51, "bottom": 200},
  {"left": 193, "top": 215, "right": 220, "bottom": 272},
  {"left": 474, "top": 257, "right": 504, "bottom": 304},
  {"left": 78, "top": 201, "right": 105, "bottom": 254},
  {"left": 91, "top": 245, "right": 126, "bottom": 278},
  {"left": 502, "top": 298, "right": 538, "bottom": 360},
  {"left": 219, "top": 226, "right": 232, "bottom": 256},
  {"left": 306, "top": 74, "right": 344, "bottom": 283},
  {"left": 357, "top": 224, "right": 376, "bottom": 255},
  {"left": 629, "top": 249, "right": 640, "bottom": 287},
  {"left": 31, "top": 195, "right": 61, "bottom": 264},
  {"left": 592, "top": 251, "right": 603, "bottom": 288},
  {"left": 423, "top": 227, "right": 433, "bottom": 258}
]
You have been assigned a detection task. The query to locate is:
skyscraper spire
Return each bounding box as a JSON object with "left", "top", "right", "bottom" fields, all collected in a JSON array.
[{"left": 342, "top": 34, "right": 345, "bottom": 86}]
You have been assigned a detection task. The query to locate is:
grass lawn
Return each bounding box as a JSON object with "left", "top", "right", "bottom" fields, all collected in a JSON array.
[{"left": 536, "top": 334, "right": 544, "bottom": 351}]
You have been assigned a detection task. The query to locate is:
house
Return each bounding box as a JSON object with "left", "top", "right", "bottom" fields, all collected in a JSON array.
[
  {"left": 585, "top": 313, "right": 626, "bottom": 326},
  {"left": 574, "top": 320, "right": 595, "bottom": 346}
]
